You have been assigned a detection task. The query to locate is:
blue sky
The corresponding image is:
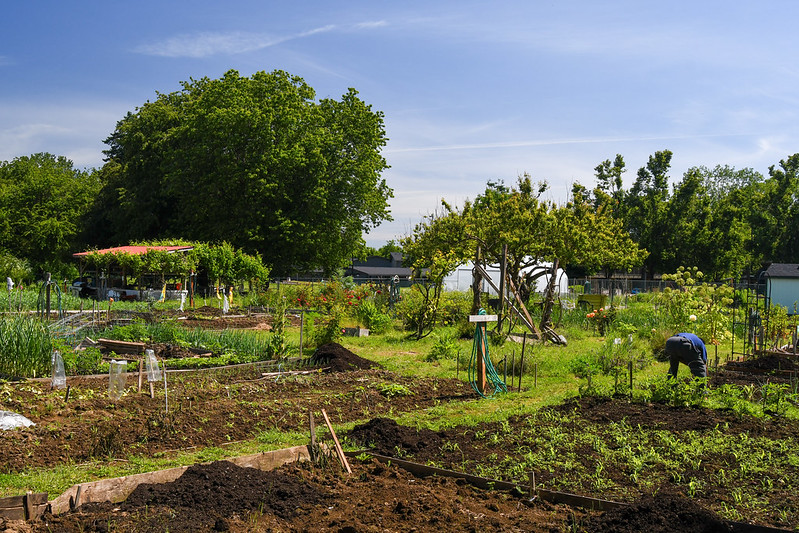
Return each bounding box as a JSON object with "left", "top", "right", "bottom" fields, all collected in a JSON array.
[{"left": 2, "top": 1, "right": 798, "bottom": 246}]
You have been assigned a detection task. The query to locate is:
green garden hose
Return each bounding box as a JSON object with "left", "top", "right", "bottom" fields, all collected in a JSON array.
[{"left": 468, "top": 309, "right": 508, "bottom": 398}]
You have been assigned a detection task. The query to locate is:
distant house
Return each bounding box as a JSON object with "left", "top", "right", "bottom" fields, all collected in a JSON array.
[
  {"left": 345, "top": 253, "right": 413, "bottom": 284},
  {"left": 762, "top": 263, "right": 799, "bottom": 313}
]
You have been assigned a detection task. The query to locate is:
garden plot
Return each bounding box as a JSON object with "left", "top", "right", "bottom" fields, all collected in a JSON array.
[
  {"left": 0, "top": 365, "right": 472, "bottom": 473},
  {"left": 347, "top": 397, "right": 799, "bottom": 530}
]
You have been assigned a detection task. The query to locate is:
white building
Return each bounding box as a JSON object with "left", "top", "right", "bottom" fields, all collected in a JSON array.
[{"left": 442, "top": 261, "right": 569, "bottom": 296}]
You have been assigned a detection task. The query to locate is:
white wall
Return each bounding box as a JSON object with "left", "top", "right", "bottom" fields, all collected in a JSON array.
[{"left": 769, "top": 279, "right": 799, "bottom": 313}]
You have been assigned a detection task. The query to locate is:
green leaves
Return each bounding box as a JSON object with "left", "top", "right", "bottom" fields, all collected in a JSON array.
[{"left": 100, "top": 70, "right": 391, "bottom": 276}]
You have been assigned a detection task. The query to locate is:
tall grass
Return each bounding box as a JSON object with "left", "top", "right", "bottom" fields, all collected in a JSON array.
[{"left": 0, "top": 315, "right": 53, "bottom": 378}]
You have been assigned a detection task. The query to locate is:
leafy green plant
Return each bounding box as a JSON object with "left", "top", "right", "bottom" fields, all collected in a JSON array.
[
  {"left": 426, "top": 333, "right": 459, "bottom": 362},
  {"left": 355, "top": 299, "right": 393, "bottom": 334},
  {"left": 374, "top": 382, "right": 413, "bottom": 398},
  {"left": 0, "top": 315, "right": 53, "bottom": 378}
]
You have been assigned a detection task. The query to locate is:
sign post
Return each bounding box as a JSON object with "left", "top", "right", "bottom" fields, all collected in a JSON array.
[{"left": 469, "top": 313, "right": 497, "bottom": 395}]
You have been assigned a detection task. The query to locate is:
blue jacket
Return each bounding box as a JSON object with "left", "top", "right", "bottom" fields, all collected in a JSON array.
[{"left": 678, "top": 332, "right": 707, "bottom": 363}]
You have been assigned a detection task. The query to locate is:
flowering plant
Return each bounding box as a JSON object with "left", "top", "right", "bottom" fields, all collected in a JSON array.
[{"left": 586, "top": 306, "right": 616, "bottom": 336}]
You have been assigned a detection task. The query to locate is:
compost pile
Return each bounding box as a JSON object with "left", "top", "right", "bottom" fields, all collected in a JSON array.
[
  {"left": 581, "top": 490, "right": 736, "bottom": 532},
  {"left": 347, "top": 417, "right": 444, "bottom": 455},
  {"left": 310, "top": 342, "right": 380, "bottom": 372},
  {"left": 37, "top": 461, "right": 329, "bottom": 533}
]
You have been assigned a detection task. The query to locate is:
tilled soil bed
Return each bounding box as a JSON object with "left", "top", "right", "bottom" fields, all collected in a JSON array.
[
  {"left": 347, "top": 396, "right": 799, "bottom": 530},
  {"left": 0, "top": 367, "right": 472, "bottom": 472}
]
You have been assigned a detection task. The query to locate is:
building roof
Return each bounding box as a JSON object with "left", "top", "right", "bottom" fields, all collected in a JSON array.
[
  {"left": 73, "top": 245, "right": 194, "bottom": 257},
  {"left": 764, "top": 263, "right": 799, "bottom": 279},
  {"left": 351, "top": 266, "right": 412, "bottom": 278}
]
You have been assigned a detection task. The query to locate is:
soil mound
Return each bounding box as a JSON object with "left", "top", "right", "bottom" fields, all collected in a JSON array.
[
  {"left": 582, "top": 490, "right": 734, "bottom": 532},
  {"left": 122, "top": 461, "right": 327, "bottom": 531},
  {"left": 347, "top": 417, "right": 443, "bottom": 455},
  {"left": 727, "top": 353, "right": 798, "bottom": 371},
  {"left": 310, "top": 342, "right": 379, "bottom": 372}
]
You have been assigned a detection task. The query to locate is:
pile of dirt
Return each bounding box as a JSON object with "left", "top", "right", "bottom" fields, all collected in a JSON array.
[
  {"left": 31, "top": 460, "right": 586, "bottom": 532},
  {"left": 726, "top": 353, "right": 798, "bottom": 371},
  {"left": 347, "top": 417, "right": 444, "bottom": 455},
  {"left": 581, "top": 490, "right": 736, "bottom": 532},
  {"left": 310, "top": 342, "right": 380, "bottom": 372},
  {"left": 120, "top": 461, "right": 327, "bottom": 531}
]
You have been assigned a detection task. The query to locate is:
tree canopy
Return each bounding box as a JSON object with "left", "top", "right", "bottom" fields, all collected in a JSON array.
[
  {"left": 0, "top": 153, "right": 100, "bottom": 276},
  {"left": 94, "top": 69, "right": 393, "bottom": 277}
]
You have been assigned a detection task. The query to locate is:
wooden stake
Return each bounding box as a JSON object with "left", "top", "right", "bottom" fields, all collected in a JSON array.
[
  {"left": 628, "top": 361, "right": 633, "bottom": 398},
  {"left": 64, "top": 385, "right": 71, "bottom": 402},
  {"left": 309, "top": 412, "right": 317, "bottom": 461},
  {"left": 299, "top": 310, "right": 305, "bottom": 355},
  {"left": 321, "top": 409, "right": 351, "bottom": 474},
  {"left": 149, "top": 381, "right": 155, "bottom": 399}
]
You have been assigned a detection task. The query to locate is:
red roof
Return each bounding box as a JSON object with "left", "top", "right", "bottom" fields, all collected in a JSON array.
[{"left": 73, "top": 245, "right": 194, "bottom": 257}]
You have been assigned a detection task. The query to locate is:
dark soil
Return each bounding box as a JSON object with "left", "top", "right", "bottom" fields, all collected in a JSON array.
[
  {"left": 311, "top": 342, "right": 380, "bottom": 372},
  {"left": 345, "top": 396, "right": 799, "bottom": 531},
  {"left": 6, "top": 394, "right": 797, "bottom": 532},
  {"left": 581, "top": 490, "right": 737, "bottom": 533},
  {"left": 31, "top": 459, "right": 586, "bottom": 532},
  {"left": 347, "top": 417, "right": 444, "bottom": 455},
  {"left": 725, "top": 353, "right": 799, "bottom": 372},
  {"left": 0, "top": 368, "right": 472, "bottom": 473}
]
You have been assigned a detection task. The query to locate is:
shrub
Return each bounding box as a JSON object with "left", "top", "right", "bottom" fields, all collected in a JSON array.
[
  {"left": 427, "top": 333, "right": 459, "bottom": 362},
  {"left": 585, "top": 306, "right": 617, "bottom": 335},
  {"left": 355, "top": 299, "right": 393, "bottom": 334}
]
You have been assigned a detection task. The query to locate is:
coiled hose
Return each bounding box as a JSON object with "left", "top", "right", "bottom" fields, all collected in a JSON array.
[{"left": 468, "top": 309, "right": 508, "bottom": 398}]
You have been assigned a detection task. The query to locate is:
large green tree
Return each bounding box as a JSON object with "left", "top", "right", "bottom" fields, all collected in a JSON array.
[
  {"left": 0, "top": 153, "right": 100, "bottom": 275},
  {"left": 96, "top": 69, "right": 393, "bottom": 277},
  {"left": 624, "top": 150, "right": 672, "bottom": 279}
]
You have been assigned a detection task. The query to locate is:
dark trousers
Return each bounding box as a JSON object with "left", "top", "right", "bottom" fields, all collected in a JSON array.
[{"left": 665, "top": 335, "right": 707, "bottom": 379}]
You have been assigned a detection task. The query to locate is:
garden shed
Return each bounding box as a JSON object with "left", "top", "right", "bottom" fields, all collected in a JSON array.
[
  {"left": 762, "top": 262, "right": 799, "bottom": 314},
  {"left": 345, "top": 253, "right": 413, "bottom": 285}
]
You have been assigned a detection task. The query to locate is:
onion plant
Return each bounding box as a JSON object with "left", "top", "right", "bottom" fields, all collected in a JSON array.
[{"left": 0, "top": 315, "right": 53, "bottom": 378}]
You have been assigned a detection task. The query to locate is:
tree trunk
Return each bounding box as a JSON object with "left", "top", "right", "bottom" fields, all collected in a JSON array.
[
  {"left": 539, "top": 258, "right": 559, "bottom": 330},
  {"left": 471, "top": 246, "right": 482, "bottom": 315}
]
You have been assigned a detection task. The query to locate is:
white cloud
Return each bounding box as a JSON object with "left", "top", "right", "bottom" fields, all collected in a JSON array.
[
  {"left": 133, "top": 24, "right": 355, "bottom": 58},
  {"left": 354, "top": 20, "right": 388, "bottom": 30},
  {"left": 134, "top": 31, "right": 287, "bottom": 58}
]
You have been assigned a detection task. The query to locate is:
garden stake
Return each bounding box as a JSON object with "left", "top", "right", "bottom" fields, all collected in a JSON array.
[
  {"left": 628, "top": 361, "right": 633, "bottom": 399},
  {"left": 138, "top": 359, "right": 143, "bottom": 393},
  {"left": 321, "top": 409, "right": 351, "bottom": 474},
  {"left": 309, "top": 412, "right": 317, "bottom": 462},
  {"left": 519, "top": 334, "right": 526, "bottom": 393},
  {"left": 511, "top": 352, "right": 515, "bottom": 389},
  {"left": 64, "top": 385, "right": 70, "bottom": 402},
  {"left": 163, "top": 368, "right": 168, "bottom": 415},
  {"left": 503, "top": 355, "right": 507, "bottom": 384},
  {"left": 528, "top": 472, "right": 537, "bottom": 500},
  {"left": 299, "top": 310, "right": 304, "bottom": 355}
]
